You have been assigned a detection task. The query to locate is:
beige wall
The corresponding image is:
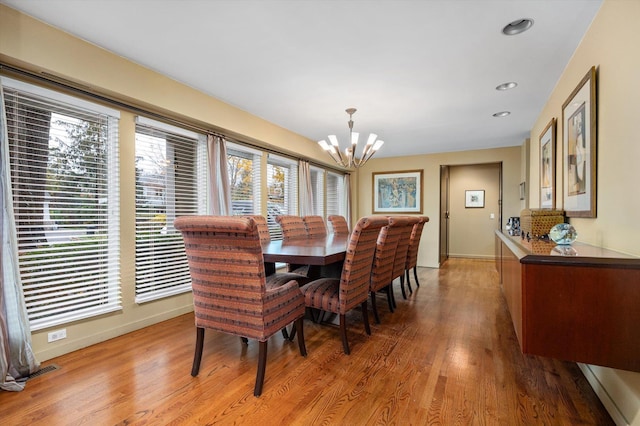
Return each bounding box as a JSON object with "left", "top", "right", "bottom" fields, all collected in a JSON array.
[
  {"left": 449, "top": 163, "right": 501, "bottom": 258},
  {"left": 356, "top": 146, "right": 522, "bottom": 268},
  {"left": 526, "top": 1, "right": 640, "bottom": 424}
]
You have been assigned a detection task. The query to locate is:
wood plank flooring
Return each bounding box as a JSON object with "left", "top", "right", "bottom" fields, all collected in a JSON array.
[{"left": 0, "top": 259, "right": 613, "bottom": 425}]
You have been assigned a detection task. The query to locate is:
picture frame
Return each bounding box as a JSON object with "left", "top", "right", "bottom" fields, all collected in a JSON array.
[
  {"left": 539, "top": 118, "right": 556, "bottom": 209},
  {"left": 372, "top": 169, "right": 423, "bottom": 214},
  {"left": 465, "top": 190, "right": 485, "bottom": 208},
  {"left": 562, "top": 66, "right": 597, "bottom": 217}
]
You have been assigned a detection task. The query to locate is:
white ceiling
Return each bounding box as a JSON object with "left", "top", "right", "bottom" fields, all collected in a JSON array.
[{"left": 2, "top": 0, "right": 603, "bottom": 159}]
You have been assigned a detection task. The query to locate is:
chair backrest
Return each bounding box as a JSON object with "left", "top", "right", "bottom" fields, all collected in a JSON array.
[
  {"left": 370, "top": 216, "right": 411, "bottom": 292},
  {"left": 275, "top": 215, "right": 307, "bottom": 240},
  {"left": 337, "top": 215, "right": 389, "bottom": 313},
  {"left": 303, "top": 215, "right": 328, "bottom": 238},
  {"left": 405, "top": 216, "right": 429, "bottom": 270},
  {"left": 390, "top": 216, "right": 421, "bottom": 281},
  {"left": 328, "top": 215, "right": 350, "bottom": 235},
  {"left": 243, "top": 214, "right": 271, "bottom": 243},
  {"left": 174, "top": 216, "right": 271, "bottom": 340}
]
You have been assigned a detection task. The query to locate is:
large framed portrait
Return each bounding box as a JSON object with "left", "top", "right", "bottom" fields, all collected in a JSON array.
[
  {"left": 562, "top": 66, "right": 597, "bottom": 217},
  {"left": 372, "top": 170, "right": 423, "bottom": 214},
  {"left": 539, "top": 118, "right": 556, "bottom": 209}
]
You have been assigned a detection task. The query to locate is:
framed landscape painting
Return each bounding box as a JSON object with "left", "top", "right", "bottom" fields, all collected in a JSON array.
[
  {"left": 372, "top": 170, "right": 423, "bottom": 214},
  {"left": 562, "top": 66, "right": 597, "bottom": 217}
]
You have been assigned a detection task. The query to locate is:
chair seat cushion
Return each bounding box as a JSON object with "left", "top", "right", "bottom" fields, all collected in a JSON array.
[
  {"left": 300, "top": 278, "right": 340, "bottom": 313},
  {"left": 266, "top": 273, "right": 308, "bottom": 288}
]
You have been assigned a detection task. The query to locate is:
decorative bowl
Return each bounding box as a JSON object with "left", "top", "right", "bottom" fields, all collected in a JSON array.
[{"left": 549, "top": 223, "right": 577, "bottom": 245}]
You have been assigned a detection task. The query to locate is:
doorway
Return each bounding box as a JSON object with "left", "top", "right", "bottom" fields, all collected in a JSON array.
[{"left": 439, "top": 162, "right": 503, "bottom": 264}]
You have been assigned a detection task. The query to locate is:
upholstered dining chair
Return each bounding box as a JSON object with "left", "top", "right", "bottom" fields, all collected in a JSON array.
[
  {"left": 301, "top": 216, "right": 388, "bottom": 355},
  {"left": 404, "top": 216, "right": 429, "bottom": 294},
  {"left": 174, "top": 216, "right": 307, "bottom": 397},
  {"left": 302, "top": 215, "right": 328, "bottom": 238},
  {"left": 275, "top": 215, "right": 308, "bottom": 240},
  {"left": 243, "top": 214, "right": 309, "bottom": 286},
  {"left": 327, "top": 215, "right": 350, "bottom": 236},
  {"left": 275, "top": 215, "right": 310, "bottom": 275},
  {"left": 369, "top": 216, "right": 410, "bottom": 324},
  {"left": 389, "top": 216, "right": 421, "bottom": 303}
]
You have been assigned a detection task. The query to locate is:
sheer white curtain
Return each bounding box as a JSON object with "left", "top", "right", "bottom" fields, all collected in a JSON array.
[
  {"left": 299, "top": 160, "right": 314, "bottom": 216},
  {"left": 207, "top": 134, "right": 232, "bottom": 215},
  {"left": 344, "top": 173, "right": 352, "bottom": 229},
  {"left": 0, "top": 84, "right": 40, "bottom": 392}
]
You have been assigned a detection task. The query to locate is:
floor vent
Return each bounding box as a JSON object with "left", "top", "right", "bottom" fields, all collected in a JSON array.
[{"left": 28, "top": 364, "right": 60, "bottom": 380}]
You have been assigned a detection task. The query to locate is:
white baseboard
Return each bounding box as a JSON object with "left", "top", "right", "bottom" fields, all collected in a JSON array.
[
  {"left": 35, "top": 305, "right": 194, "bottom": 362},
  {"left": 579, "top": 363, "right": 630, "bottom": 426}
]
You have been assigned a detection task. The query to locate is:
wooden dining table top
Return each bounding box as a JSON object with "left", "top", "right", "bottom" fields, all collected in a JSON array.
[{"left": 262, "top": 234, "right": 349, "bottom": 266}]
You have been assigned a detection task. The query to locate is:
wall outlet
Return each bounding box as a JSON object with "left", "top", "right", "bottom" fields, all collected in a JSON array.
[{"left": 48, "top": 329, "right": 67, "bottom": 342}]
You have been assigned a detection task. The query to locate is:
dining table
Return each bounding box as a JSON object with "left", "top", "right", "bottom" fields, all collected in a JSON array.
[{"left": 262, "top": 234, "right": 349, "bottom": 279}]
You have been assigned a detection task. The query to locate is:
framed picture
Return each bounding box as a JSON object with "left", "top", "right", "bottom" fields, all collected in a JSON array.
[
  {"left": 539, "top": 118, "right": 556, "bottom": 209},
  {"left": 372, "top": 170, "right": 423, "bottom": 213},
  {"left": 562, "top": 66, "right": 597, "bottom": 217},
  {"left": 465, "top": 190, "right": 485, "bottom": 208}
]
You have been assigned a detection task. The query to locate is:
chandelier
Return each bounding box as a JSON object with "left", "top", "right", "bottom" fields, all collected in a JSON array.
[{"left": 317, "top": 108, "right": 384, "bottom": 168}]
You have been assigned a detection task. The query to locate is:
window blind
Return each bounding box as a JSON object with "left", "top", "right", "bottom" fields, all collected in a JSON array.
[
  {"left": 326, "top": 171, "right": 345, "bottom": 218},
  {"left": 310, "top": 166, "right": 326, "bottom": 217},
  {"left": 134, "top": 117, "right": 207, "bottom": 303},
  {"left": 267, "top": 154, "right": 298, "bottom": 240},
  {"left": 228, "top": 143, "right": 262, "bottom": 217},
  {"left": 2, "top": 77, "right": 121, "bottom": 331}
]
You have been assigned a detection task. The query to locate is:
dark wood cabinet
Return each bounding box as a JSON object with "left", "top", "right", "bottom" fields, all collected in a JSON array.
[{"left": 495, "top": 231, "right": 640, "bottom": 372}]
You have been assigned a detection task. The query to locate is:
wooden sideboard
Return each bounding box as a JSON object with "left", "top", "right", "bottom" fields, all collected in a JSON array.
[{"left": 495, "top": 230, "right": 640, "bottom": 372}]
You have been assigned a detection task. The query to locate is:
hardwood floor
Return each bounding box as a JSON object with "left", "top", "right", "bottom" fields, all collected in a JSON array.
[{"left": 1, "top": 259, "right": 613, "bottom": 425}]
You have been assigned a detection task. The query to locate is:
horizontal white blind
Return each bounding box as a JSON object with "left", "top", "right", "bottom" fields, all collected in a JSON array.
[
  {"left": 267, "top": 155, "right": 298, "bottom": 240},
  {"left": 310, "top": 166, "right": 325, "bottom": 217},
  {"left": 326, "top": 171, "right": 345, "bottom": 217},
  {"left": 134, "top": 119, "right": 207, "bottom": 303},
  {"left": 228, "top": 146, "right": 262, "bottom": 216},
  {"left": 3, "top": 80, "right": 121, "bottom": 331}
]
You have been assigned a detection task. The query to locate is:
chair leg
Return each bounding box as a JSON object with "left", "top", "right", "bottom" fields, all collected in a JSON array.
[
  {"left": 241, "top": 337, "right": 249, "bottom": 344},
  {"left": 413, "top": 267, "right": 421, "bottom": 287},
  {"left": 191, "top": 327, "right": 205, "bottom": 377},
  {"left": 405, "top": 269, "right": 413, "bottom": 295},
  {"left": 370, "top": 292, "right": 381, "bottom": 324},
  {"left": 386, "top": 285, "right": 395, "bottom": 313},
  {"left": 254, "top": 340, "right": 268, "bottom": 397},
  {"left": 361, "top": 300, "right": 371, "bottom": 336},
  {"left": 400, "top": 275, "right": 408, "bottom": 299},
  {"left": 295, "top": 317, "right": 307, "bottom": 357},
  {"left": 339, "top": 314, "right": 350, "bottom": 355},
  {"left": 281, "top": 327, "right": 289, "bottom": 340}
]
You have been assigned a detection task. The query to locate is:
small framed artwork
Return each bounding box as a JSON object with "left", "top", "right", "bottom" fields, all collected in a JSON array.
[
  {"left": 562, "top": 66, "right": 597, "bottom": 217},
  {"left": 465, "top": 190, "right": 484, "bottom": 208},
  {"left": 539, "top": 118, "right": 556, "bottom": 209},
  {"left": 372, "top": 169, "right": 423, "bottom": 214}
]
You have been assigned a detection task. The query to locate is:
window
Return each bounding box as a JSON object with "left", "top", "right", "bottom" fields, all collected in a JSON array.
[
  {"left": 228, "top": 143, "right": 262, "bottom": 216},
  {"left": 309, "top": 166, "right": 325, "bottom": 217},
  {"left": 326, "top": 171, "right": 346, "bottom": 217},
  {"left": 2, "top": 77, "right": 121, "bottom": 331},
  {"left": 267, "top": 155, "right": 298, "bottom": 240},
  {"left": 134, "top": 117, "right": 207, "bottom": 303}
]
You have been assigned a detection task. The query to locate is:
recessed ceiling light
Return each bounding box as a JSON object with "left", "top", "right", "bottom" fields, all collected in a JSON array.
[
  {"left": 496, "top": 82, "right": 518, "bottom": 91},
  {"left": 493, "top": 111, "right": 511, "bottom": 117},
  {"left": 502, "top": 19, "right": 534, "bottom": 36}
]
